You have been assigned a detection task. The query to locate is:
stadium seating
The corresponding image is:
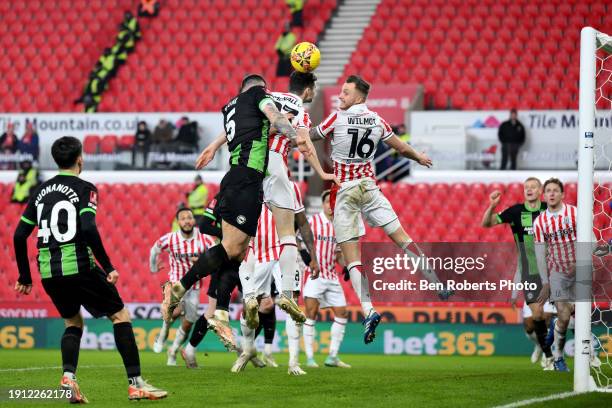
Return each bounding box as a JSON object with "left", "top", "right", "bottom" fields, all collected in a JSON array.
[
  {"left": 0, "top": 0, "right": 335, "bottom": 113},
  {"left": 344, "top": 0, "right": 612, "bottom": 110},
  {"left": 2, "top": 181, "right": 607, "bottom": 303}
]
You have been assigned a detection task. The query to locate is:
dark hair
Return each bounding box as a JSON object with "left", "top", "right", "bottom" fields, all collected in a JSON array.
[
  {"left": 346, "top": 75, "right": 370, "bottom": 97},
  {"left": 176, "top": 207, "right": 194, "bottom": 220},
  {"left": 240, "top": 74, "right": 267, "bottom": 91},
  {"left": 543, "top": 178, "right": 564, "bottom": 193},
  {"left": 289, "top": 71, "right": 317, "bottom": 95},
  {"left": 321, "top": 189, "right": 331, "bottom": 202},
  {"left": 51, "top": 136, "right": 82, "bottom": 169},
  {"left": 510, "top": 108, "right": 518, "bottom": 114}
]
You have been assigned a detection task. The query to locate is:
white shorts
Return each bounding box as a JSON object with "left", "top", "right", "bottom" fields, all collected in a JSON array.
[
  {"left": 333, "top": 178, "right": 398, "bottom": 243},
  {"left": 522, "top": 301, "right": 557, "bottom": 318},
  {"left": 252, "top": 260, "right": 279, "bottom": 297},
  {"left": 550, "top": 272, "right": 575, "bottom": 303},
  {"left": 273, "top": 260, "right": 302, "bottom": 292},
  {"left": 180, "top": 288, "right": 200, "bottom": 323},
  {"left": 263, "top": 151, "right": 303, "bottom": 212},
  {"left": 303, "top": 277, "right": 347, "bottom": 308}
]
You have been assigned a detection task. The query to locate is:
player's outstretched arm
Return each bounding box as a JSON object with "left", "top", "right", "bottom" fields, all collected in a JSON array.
[
  {"left": 383, "top": 135, "right": 432, "bottom": 167},
  {"left": 196, "top": 131, "right": 227, "bottom": 170},
  {"left": 300, "top": 129, "right": 340, "bottom": 185},
  {"left": 295, "top": 211, "right": 320, "bottom": 279},
  {"left": 481, "top": 191, "right": 502, "bottom": 227},
  {"left": 13, "top": 219, "right": 35, "bottom": 294},
  {"left": 261, "top": 102, "right": 313, "bottom": 157}
]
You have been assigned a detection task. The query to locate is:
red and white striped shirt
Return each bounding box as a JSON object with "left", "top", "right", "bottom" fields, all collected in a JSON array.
[
  {"left": 316, "top": 103, "right": 393, "bottom": 183},
  {"left": 533, "top": 204, "right": 577, "bottom": 275},
  {"left": 306, "top": 212, "right": 338, "bottom": 280},
  {"left": 152, "top": 227, "right": 216, "bottom": 289},
  {"left": 252, "top": 204, "right": 280, "bottom": 263},
  {"left": 269, "top": 92, "right": 311, "bottom": 163}
]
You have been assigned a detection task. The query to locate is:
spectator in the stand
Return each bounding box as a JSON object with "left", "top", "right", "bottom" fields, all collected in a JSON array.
[
  {"left": 121, "top": 11, "right": 141, "bottom": 40},
  {"left": 18, "top": 121, "right": 39, "bottom": 162},
  {"left": 498, "top": 108, "right": 526, "bottom": 170},
  {"left": 0, "top": 123, "right": 18, "bottom": 154},
  {"left": 175, "top": 116, "right": 200, "bottom": 152},
  {"left": 139, "top": 0, "right": 160, "bottom": 17},
  {"left": 392, "top": 124, "right": 410, "bottom": 159},
  {"left": 187, "top": 175, "right": 208, "bottom": 224},
  {"left": 275, "top": 23, "right": 296, "bottom": 77},
  {"left": 132, "top": 121, "right": 151, "bottom": 168},
  {"left": 99, "top": 48, "right": 118, "bottom": 79},
  {"left": 11, "top": 161, "right": 39, "bottom": 203},
  {"left": 152, "top": 119, "right": 174, "bottom": 151},
  {"left": 286, "top": 0, "right": 304, "bottom": 27}
]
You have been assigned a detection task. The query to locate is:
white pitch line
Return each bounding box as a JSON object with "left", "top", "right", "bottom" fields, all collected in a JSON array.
[
  {"left": 0, "top": 364, "right": 122, "bottom": 372},
  {"left": 492, "top": 391, "right": 579, "bottom": 408}
]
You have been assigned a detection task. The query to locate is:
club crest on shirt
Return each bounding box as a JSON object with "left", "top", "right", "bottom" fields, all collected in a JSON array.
[{"left": 236, "top": 215, "right": 246, "bottom": 225}]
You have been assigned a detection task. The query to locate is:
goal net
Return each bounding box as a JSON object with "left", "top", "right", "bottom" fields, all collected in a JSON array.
[{"left": 576, "top": 27, "right": 612, "bottom": 393}]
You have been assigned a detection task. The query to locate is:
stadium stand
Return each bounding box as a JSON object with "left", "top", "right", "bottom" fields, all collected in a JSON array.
[
  {"left": 344, "top": 0, "right": 611, "bottom": 110},
  {"left": 2, "top": 181, "right": 608, "bottom": 304},
  {"left": 0, "top": 0, "right": 336, "bottom": 113}
]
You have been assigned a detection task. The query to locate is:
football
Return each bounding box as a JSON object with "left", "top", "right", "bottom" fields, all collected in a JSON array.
[{"left": 290, "top": 41, "right": 321, "bottom": 73}]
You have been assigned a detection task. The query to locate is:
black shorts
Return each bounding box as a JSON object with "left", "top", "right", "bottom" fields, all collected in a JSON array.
[
  {"left": 42, "top": 267, "right": 124, "bottom": 318},
  {"left": 522, "top": 273, "right": 543, "bottom": 304},
  {"left": 217, "top": 165, "right": 264, "bottom": 236}
]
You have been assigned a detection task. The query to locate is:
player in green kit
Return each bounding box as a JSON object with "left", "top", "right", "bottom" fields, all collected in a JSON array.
[
  {"left": 481, "top": 177, "right": 555, "bottom": 369},
  {"left": 13, "top": 136, "right": 167, "bottom": 402}
]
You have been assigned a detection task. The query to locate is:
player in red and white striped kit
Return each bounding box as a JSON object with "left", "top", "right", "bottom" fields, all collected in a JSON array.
[
  {"left": 534, "top": 178, "right": 577, "bottom": 372},
  {"left": 302, "top": 189, "right": 350, "bottom": 369},
  {"left": 234, "top": 182, "right": 318, "bottom": 376},
  {"left": 309, "top": 75, "right": 439, "bottom": 344},
  {"left": 149, "top": 207, "right": 215, "bottom": 366}
]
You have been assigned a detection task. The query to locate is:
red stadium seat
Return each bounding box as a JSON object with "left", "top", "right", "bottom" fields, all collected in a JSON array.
[
  {"left": 99, "top": 135, "right": 118, "bottom": 154},
  {"left": 83, "top": 135, "right": 100, "bottom": 154}
]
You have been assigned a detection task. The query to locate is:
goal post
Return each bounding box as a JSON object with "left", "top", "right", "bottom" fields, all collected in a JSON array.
[
  {"left": 575, "top": 26, "right": 596, "bottom": 393},
  {"left": 576, "top": 26, "right": 612, "bottom": 393}
]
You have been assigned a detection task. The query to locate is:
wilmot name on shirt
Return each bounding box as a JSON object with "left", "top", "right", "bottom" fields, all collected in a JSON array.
[{"left": 348, "top": 117, "right": 375, "bottom": 126}]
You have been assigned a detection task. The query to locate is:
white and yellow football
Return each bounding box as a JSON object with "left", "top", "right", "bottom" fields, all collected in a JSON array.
[{"left": 290, "top": 42, "right": 321, "bottom": 73}]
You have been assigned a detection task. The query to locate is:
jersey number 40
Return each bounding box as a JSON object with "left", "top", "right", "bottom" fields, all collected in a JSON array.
[{"left": 36, "top": 201, "right": 78, "bottom": 244}]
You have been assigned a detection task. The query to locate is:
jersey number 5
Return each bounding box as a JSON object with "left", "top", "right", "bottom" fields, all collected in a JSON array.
[
  {"left": 225, "top": 107, "right": 236, "bottom": 142},
  {"left": 36, "top": 201, "right": 77, "bottom": 244},
  {"left": 348, "top": 128, "right": 374, "bottom": 158}
]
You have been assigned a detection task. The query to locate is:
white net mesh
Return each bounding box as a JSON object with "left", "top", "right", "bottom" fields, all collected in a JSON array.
[{"left": 589, "top": 32, "right": 612, "bottom": 389}]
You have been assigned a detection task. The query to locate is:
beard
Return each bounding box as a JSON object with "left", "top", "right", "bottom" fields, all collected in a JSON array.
[{"left": 180, "top": 226, "right": 194, "bottom": 235}]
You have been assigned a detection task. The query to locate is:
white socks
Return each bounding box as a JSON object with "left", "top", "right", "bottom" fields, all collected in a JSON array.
[
  {"left": 285, "top": 316, "right": 300, "bottom": 366},
  {"left": 553, "top": 321, "right": 566, "bottom": 360},
  {"left": 279, "top": 236, "right": 298, "bottom": 294},
  {"left": 347, "top": 262, "right": 374, "bottom": 316},
  {"left": 238, "top": 249, "right": 256, "bottom": 298},
  {"left": 158, "top": 321, "right": 169, "bottom": 342},
  {"left": 303, "top": 318, "right": 316, "bottom": 360},
  {"left": 185, "top": 342, "right": 196, "bottom": 354},
  {"left": 170, "top": 327, "right": 187, "bottom": 352},
  {"left": 264, "top": 343, "right": 273, "bottom": 356},
  {"left": 240, "top": 315, "right": 255, "bottom": 350},
  {"left": 329, "top": 317, "right": 347, "bottom": 358}
]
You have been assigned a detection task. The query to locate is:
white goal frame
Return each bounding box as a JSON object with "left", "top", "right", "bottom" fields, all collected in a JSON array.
[{"left": 576, "top": 26, "right": 611, "bottom": 393}]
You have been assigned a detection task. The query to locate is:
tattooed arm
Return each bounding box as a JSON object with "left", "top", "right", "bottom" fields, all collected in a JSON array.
[{"left": 295, "top": 211, "right": 320, "bottom": 279}]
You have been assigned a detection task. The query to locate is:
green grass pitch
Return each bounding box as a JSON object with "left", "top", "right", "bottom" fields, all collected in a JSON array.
[{"left": 0, "top": 350, "right": 611, "bottom": 407}]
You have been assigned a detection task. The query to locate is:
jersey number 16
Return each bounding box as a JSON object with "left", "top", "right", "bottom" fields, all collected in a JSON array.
[{"left": 348, "top": 128, "right": 375, "bottom": 159}]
